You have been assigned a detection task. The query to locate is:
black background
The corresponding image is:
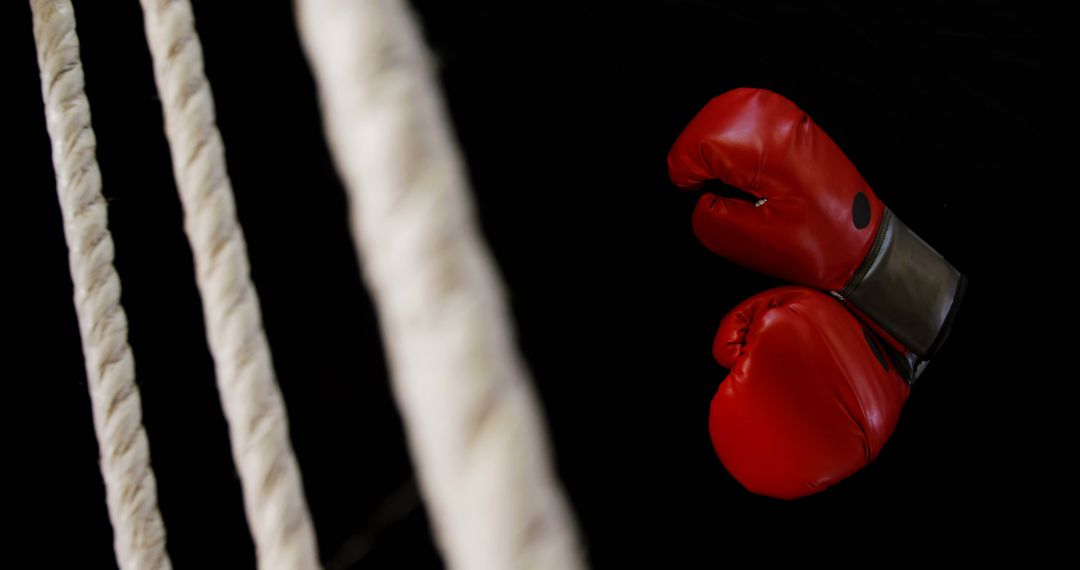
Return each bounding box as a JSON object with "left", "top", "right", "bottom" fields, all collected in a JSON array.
[{"left": 4, "top": 1, "right": 1051, "bottom": 567}]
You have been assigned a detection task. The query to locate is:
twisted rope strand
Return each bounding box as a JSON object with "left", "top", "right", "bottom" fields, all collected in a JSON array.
[
  {"left": 295, "top": 1, "right": 586, "bottom": 568},
  {"left": 30, "top": 1, "right": 170, "bottom": 568},
  {"left": 137, "top": 1, "right": 320, "bottom": 568}
]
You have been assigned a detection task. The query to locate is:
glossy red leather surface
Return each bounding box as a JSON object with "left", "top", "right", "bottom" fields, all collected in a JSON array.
[
  {"left": 668, "top": 88, "right": 883, "bottom": 291},
  {"left": 709, "top": 287, "right": 909, "bottom": 499}
]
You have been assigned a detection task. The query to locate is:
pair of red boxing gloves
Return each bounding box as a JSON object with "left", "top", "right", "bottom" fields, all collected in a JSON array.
[{"left": 668, "top": 88, "right": 965, "bottom": 499}]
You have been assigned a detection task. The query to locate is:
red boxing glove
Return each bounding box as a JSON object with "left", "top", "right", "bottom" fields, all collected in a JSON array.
[
  {"left": 668, "top": 88, "right": 965, "bottom": 381},
  {"left": 709, "top": 287, "right": 909, "bottom": 499}
]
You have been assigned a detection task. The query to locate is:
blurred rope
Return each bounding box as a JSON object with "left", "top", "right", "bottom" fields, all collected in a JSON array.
[{"left": 295, "top": 1, "right": 586, "bottom": 568}]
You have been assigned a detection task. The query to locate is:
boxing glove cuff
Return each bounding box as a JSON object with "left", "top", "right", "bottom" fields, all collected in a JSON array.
[{"left": 836, "top": 209, "right": 967, "bottom": 376}]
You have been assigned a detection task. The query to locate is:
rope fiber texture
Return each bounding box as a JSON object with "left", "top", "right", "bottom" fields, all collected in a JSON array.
[
  {"left": 137, "top": 0, "right": 321, "bottom": 567},
  {"left": 30, "top": 1, "right": 171, "bottom": 568}
]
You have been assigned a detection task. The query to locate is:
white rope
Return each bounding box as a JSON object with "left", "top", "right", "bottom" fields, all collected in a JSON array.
[
  {"left": 136, "top": 1, "right": 320, "bottom": 568},
  {"left": 295, "top": 2, "right": 586, "bottom": 569},
  {"left": 30, "top": 1, "right": 171, "bottom": 568}
]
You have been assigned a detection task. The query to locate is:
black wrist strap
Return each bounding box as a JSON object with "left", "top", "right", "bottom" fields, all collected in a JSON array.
[{"left": 838, "top": 210, "right": 965, "bottom": 363}]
